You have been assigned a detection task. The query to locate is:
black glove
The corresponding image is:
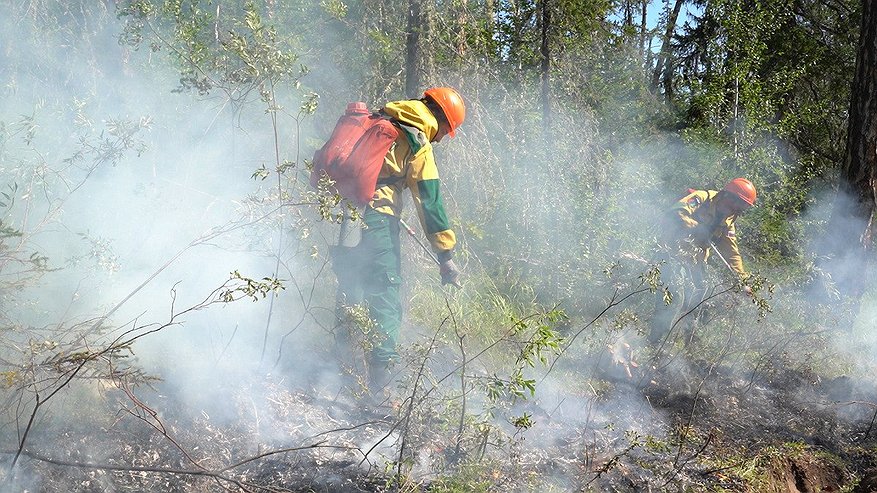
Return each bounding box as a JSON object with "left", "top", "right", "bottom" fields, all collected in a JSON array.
[{"left": 439, "top": 259, "right": 461, "bottom": 287}]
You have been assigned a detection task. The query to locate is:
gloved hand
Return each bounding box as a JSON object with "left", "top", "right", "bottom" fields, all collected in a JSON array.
[
  {"left": 439, "top": 259, "right": 461, "bottom": 288},
  {"left": 742, "top": 284, "right": 755, "bottom": 300}
]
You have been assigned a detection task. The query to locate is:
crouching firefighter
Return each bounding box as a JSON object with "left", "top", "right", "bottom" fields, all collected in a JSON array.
[
  {"left": 315, "top": 87, "right": 465, "bottom": 393},
  {"left": 648, "top": 178, "right": 757, "bottom": 344}
]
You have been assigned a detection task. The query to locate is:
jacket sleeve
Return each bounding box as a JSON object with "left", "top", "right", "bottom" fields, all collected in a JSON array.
[
  {"left": 714, "top": 223, "right": 746, "bottom": 276},
  {"left": 406, "top": 142, "right": 456, "bottom": 254}
]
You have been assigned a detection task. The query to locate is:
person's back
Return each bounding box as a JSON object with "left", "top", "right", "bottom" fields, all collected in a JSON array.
[
  {"left": 369, "top": 98, "right": 457, "bottom": 255},
  {"left": 660, "top": 188, "right": 745, "bottom": 276}
]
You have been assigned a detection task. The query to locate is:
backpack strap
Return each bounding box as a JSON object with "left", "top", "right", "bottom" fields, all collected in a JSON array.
[
  {"left": 691, "top": 190, "right": 714, "bottom": 221},
  {"left": 378, "top": 110, "right": 428, "bottom": 155},
  {"left": 694, "top": 190, "right": 736, "bottom": 232},
  {"left": 374, "top": 118, "right": 428, "bottom": 189},
  {"left": 396, "top": 122, "right": 428, "bottom": 155}
]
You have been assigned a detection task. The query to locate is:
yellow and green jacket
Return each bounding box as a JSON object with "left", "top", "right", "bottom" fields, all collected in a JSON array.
[
  {"left": 662, "top": 190, "right": 746, "bottom": 276},
  {"left": 370, "top": 99, "right": 456, "bottom": 256}
]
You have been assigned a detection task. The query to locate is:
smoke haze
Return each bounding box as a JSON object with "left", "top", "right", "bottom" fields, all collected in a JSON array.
[{"left": 1, "top": 2, "right": 876, "bottom": 491}]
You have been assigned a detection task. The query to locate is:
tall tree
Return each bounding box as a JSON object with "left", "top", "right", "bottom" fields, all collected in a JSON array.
[
  {"left": 826, "top": 0, "right": 877, "bottom": 300},
  {"left": 651, "top": 0, "right": 685, "bottom": 98},
  {"left": 404, "top": 0, "right": 424, "bottom": 97},
  {"left": 640, "top": 0, "right": 650, "bottom": 61},
  {"left": 540, "top": 0, "right": 552, "bottom": 133}
]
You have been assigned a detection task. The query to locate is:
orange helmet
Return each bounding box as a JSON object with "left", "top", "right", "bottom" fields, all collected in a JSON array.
[
  {"left": 723, "top": 177, "right": 757, "bottom": 206},
  {"left": 423, "top": 87, "right": 466, "bottom": 137}
]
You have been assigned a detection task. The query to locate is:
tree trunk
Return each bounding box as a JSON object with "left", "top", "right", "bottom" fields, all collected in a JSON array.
[
  {"left": 484, "top": 0, "right": 497, "bottom": 58},
  {"left": 422, "top": 0, "right": 436, "bottom": 83},
  {"left": 404, "top": 0, "right": 423, "bottom": 97},
  {"left": 651, "top": 0, "right": 684, "bottom": 96},
  {"left": 540, "top": 0, "right": 551, "bottom": 136},
  {"left": 824, "top": 0, "right": 877, "bottom": 301},
  {"left": 640, "top": 0, "right": 649, "bottom": 62}
]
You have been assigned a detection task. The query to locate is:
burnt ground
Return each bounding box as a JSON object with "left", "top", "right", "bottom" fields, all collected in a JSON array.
[
  {"left": 8, "top": 366, "right": 415, "bottom": 493},
  {"left": 550, "top": 345, "right": 877, "bottom": 493},
  {"left": 6, "top": 341, "right": 877, "bottom": 493}
]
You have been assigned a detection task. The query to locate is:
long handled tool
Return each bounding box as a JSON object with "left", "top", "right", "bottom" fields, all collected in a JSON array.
[
  {"left": 709, "top": 241, "right": 735, "bottom": 275},
  {"left": 710, "top": 241, "right": 754, "bottom": 299},
  {"left": 399, "top": 217, "right": 461, "bottom": 288}
]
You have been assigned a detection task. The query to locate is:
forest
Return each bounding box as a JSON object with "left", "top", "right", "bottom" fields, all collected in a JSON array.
[{"left": 0, "top": 0, "right": 876, "bottom": 491}]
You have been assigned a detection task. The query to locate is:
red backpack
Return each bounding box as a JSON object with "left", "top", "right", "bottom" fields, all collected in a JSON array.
[{"left": 310, "top": 102, "right": 400, "bottom": 206}]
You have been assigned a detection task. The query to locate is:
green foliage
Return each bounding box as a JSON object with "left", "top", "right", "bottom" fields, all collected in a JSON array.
[
  {"left": 429, "top": 461, "right": 495, "bottom": 493},
  {"left": 220, "top": 271, "right": 285, "bottom": 302},
  {"left": 0, "top": 0, "right": 872, "bottom": 490},
  {"left": 320, "top": 0, "right": 348, "bottom": 20},
  {"left": 119, "top": 0, "right": 308, "bottom": 101},
  {"left": 512, "top": 310, "right": 566, "bottom": 368}
]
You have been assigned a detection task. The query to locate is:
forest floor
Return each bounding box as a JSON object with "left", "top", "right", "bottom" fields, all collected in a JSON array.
[{"left": 11, "top": 338, "right": 877, "bottom": 492}]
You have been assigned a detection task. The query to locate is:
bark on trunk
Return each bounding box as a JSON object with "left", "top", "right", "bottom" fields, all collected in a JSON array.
[
  {"left": 825, "top": 0, "right": 877, "bottom": 301},
  {"left": 640, "top": 0, "right": 649, "bottom": 62},
  {"left": 404, "top": 0, "right": 423, "bottom": 97},
  {"left": 540, "top": 0, "right": 551, "bottom": 135}
]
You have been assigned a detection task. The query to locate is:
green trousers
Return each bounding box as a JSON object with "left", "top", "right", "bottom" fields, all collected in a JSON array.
[{"left": 333, "top": 209, "right": 402, "bottom": 366}]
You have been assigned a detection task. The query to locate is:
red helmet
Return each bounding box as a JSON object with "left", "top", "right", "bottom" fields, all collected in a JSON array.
[
  {"left": 423, "top": 87, "right": 466, "bottom": 138},
  {"left": 723, "top": 178, "right": 757, "bottom": 206}
]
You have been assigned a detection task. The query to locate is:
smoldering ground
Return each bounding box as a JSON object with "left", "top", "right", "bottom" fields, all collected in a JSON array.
[
  {"left": 0, "top": 3, "right": 503, "bottom": 490},
  {"left": 445, "top": 121, "right": 877, "bottom": 488},
  {"left": 0, "top": 3, "right": 374, "bottom": 489}
]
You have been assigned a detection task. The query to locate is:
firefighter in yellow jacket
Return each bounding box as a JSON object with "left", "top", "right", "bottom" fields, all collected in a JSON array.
[
  {"left": 335, "top": 87, "right": 464, "bottom": 392},
  {"left": 648, "top": 178, "right": 757, "bottom": 343}
]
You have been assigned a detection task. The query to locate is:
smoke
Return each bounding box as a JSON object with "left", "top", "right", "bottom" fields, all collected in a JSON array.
[
  {"left": 3, "top": 2, "right": 877, "bottom": 491},
  {"left": 427, "top": 69, "right": 877, "bottom": 485},
  {"left": 801, "top": 185, "right": 877, "bottom": 374},
  {"left": 0, "top": 0, "right": 339, "bottom": 462}
]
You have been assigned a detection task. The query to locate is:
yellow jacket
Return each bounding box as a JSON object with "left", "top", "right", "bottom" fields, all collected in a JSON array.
[
  {"left": 370, "top": 100, "right": 456, "bottom": 255},
  {"left": 662, "top": 190, "right": 746, "bottom": 276}
]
